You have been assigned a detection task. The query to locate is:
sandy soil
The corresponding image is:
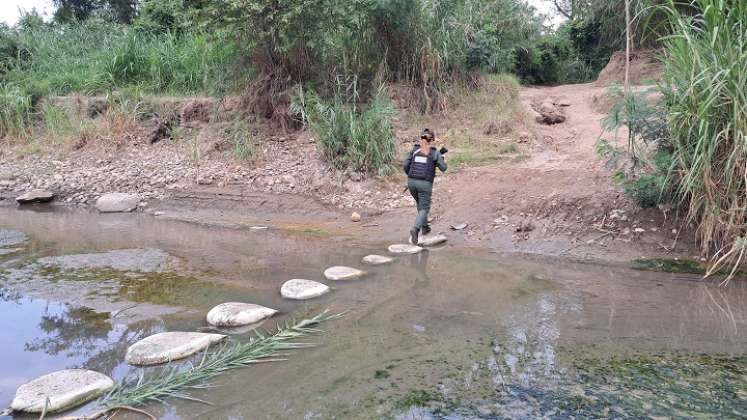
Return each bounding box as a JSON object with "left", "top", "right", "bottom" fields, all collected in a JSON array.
[{"left": 144, "top": 83, "right": 695, "bottom": 263}]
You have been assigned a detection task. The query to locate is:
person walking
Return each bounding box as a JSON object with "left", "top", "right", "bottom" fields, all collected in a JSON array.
[{"left": 403, "top": 128, "right": 447, "bottom": 245}]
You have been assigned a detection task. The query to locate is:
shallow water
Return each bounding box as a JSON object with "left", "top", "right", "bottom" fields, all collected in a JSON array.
[{"left": 0, "top": 207, "right": 745, "bottom": 419}]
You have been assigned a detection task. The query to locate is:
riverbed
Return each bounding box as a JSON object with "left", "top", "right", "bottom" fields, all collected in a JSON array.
[{"left": 1, "top": 207, "right": 745, "bottom": 419}]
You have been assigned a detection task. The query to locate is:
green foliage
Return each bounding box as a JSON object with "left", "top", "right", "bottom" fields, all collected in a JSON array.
[
  {"left": 0, "top": 84, "right": 33, "bottom": 139},
  {"left": 133, "top": 0, "right": 187, "bottom": 35},
  {"left": 598, "top": 89, "right": 673, "bottom": 208},
  {"left": 0, "top": 21, "right": 240, "bottom": 96},
  {"left": 53, "top": 0, "right": 137, "bottom": 24},
  {"left": 654, "top": 0, "right": 747, "bottom": 274},
  {"left": 225, "top": 120, "right": 256, "bottom": 161},
  {"left": 302, "top": 86, "right": 396, "bottom": 176}
]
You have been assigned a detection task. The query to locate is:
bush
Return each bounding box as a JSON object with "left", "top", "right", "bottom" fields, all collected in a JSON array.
[
  {"left": 0, "top": 84, "right": 33, "bottom": 139},
  {"left": 1, "top": 21, "right": 240, "bottom": 96},
  {"left": 306, "top": 87, "right": 396, "bottom": 176},
  {"left": 655, "top": 0, "right": 747, "bottom": 275}
]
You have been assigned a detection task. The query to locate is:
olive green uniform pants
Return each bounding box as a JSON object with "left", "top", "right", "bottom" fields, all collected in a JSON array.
[{"left": 407, "top": 178, "right": 433, "bottom": 230}]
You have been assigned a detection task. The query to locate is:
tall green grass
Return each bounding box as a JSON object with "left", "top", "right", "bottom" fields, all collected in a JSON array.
[
  {"left": 0, "top": 84, "right": 33, "bottom": 139},
  {"left": 3, "top": 21, "right": 239, "bottom": 96},
  {"left": 656, "top": 0, "right": 747, "bottom": 278},
  {"left": 302, "top": 87, "right": 396, "bottom": 176}
]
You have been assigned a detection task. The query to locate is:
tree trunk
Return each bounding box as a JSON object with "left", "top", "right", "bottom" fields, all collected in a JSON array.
[{"left": 624, "top": 0, "right": 631, "bottom": 93}]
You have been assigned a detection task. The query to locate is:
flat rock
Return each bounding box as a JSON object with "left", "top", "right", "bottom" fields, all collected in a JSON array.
[
  {"left": 418, "top": 234, "right": 448, "bottom": 247},
  {"left": 0, "top": 229, "right": 27, "bottom": 248},
  {"left": 37, "top": 248, "right": 171, "bottom": 272},
  {"left": 450, "top": 223, "right": 468, "bottom": 230},
  {"left": 125, "top": 331, "right": 226, "bottom": 365},
  {"left": 280, "top": 279, "right": 330, "bottom": 300},
  {"left": 95, "top": 192, "right": 140, "bottom": 213},
  {"left": 362, "top": 254, "right": 394, "bottom": 265},
  {"left": 388, "top": 244, "right": 424, "bottom": 254},
  {"left": 10, "top": 369, "right": 114, "bottom": 413},
  {"left": 206, "top": 302, "right": 277, "bottom": 327},
  {"left": 16, "top": 189, "right": 55, "bottom": 204},
  {"left": 324, "top": 266, "right": 365, "bottom": 281}
]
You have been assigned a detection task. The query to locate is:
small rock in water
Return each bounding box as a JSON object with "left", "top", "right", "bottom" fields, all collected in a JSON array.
[
  {"left": 388, "top": 244, "right": 423, "bottom": 254},
  {"left": 15, "top": 189, "right": 55, "bottom": 204},
  {"left": 324, "top": 266, "right": 365, "bottom": 281},
  {"left": 450, "top": 222, "right": 468, "bottom": 230},
  {"left": 0, "top": 229, "right": 27, "bottom": 248},
  {"left": 95, "top": 192, "right": 140, "bottom": 213},
  {"left": 206, "top": 302, "right": 277, "bottom": 327},
  {"left": 280, "top": 279, "right": 330, "bottom": 300},
  {"left": 350, "top": 212, "right": 361, "bottom": 222},
  {"left": 125, "top": 331, "right": 227, "bottom": 366},
  {"left": 250, "top": 226, "right": 269, "bottom": 231},
  {"left": 10, "top": 369, "right": 115, "bottom": 413},
  {"left": 418, "top": 234, "right": 448, "bottom": 247},
  {"left": 362, "top": 254, "right": 394, "bottom": 265}
]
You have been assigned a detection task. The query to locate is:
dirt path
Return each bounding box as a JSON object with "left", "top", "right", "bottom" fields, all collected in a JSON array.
[{"left": 364, "top": 83, "right": 689, "bottom": 261}]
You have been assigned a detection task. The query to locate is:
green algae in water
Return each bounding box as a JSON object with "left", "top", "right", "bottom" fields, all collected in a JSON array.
[
  {"left": 566, "top": 352, "right": 747, "bottom": 419},
  {"left": 633, "top": 257, "right": 747, "bottom": 278},
  {"left": 37, "top": 266, "right": 247, "bottom": 308}
]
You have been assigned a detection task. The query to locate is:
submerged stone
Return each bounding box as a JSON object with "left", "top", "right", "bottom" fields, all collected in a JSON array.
[
  {"left": 280, "top": 279, "right": 330, "bottom": 300},
  {"left": 362, "top": 254, "right": 394, "bottom": 265},
  {"left": 324, "top": 266, "right": 365, "bottom": 281},
  {"left": 0, "top": 229, "right": 27, "bottom": 248},
  {"left": 125, "top": 331, "right": 226, "bottom": 365},
  {"left": 206, "top": 302, "right": 278, "bottom": 327},
  {"left": 95, "top": 192, "right": 140, "bottom": 213},
  {"left": 10, "top": 369, "right": 114, "bottom": 413},
  {"left": 0, "top": 248, "right": 22, "bottom": 256},
  {"left": 37, "top": 248, "right": 171, "bottom": 273},
  {"left": 388, "top": 244, "right": 424, "bottom": 254},
  {"left": 16, "top": 189, "right": 55, "bottom": 204},
  {"left": 419, "top": 234, "right": 448, "bottom": 247}
]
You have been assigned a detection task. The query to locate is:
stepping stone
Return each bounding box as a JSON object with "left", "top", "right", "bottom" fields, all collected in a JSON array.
[
  {"left": 95, "top": 192, "right": 140, "bottom": 213},
  {"left": 281, "top": 279, "right": 330, "bottom": 300},
  {"left": 206, "top": 303, "right": 277, "bottom": 327},
  {"left": 16, "top": 189, "right": 55, "bottom": 204},
  {"left": 450, "top": 222, "right": 468, "bottom": 230},
  {"left": 418, "top": 234, "right": 448, "bottom": 247},
  {"left": 388, "top": 244, "right": 424, "bottom": 254},
  {"left": 10, "top": 369, "right": 114, "bottom": 413},
  {"left": 324, "top": 266, "right": 365, "bottom": 281},
  {"left": 125, "top": 331, "right": 226, "bottom": 366},
  {"left": 362, "top": 254, "right": 394, "bottom": 265}
]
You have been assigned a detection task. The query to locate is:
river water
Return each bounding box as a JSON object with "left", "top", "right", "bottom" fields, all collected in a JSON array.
[{"left": 0, "top": 207, "right": 745, "bottom": 419}]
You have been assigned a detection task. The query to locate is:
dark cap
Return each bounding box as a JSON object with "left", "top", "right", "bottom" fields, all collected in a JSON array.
[{"left": 421, "top": 128, "right": 434, "bottom": 141}]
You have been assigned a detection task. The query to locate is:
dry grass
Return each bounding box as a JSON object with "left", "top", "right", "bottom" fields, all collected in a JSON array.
[{"left": 396, "top": 74, "right": 528, "bottom": 170}]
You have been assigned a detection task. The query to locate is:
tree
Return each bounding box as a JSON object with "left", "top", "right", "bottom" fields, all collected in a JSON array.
[{"left": 52, "top": 0, "right": 137, "bottom": 23}]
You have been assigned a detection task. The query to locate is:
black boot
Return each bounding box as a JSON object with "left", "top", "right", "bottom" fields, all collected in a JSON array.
[
  {"left": 409, "top": 229, "right": 419, "bottom": 245},
  {"left": 421, "top": 224, "right": 432, "bottom": 236}
]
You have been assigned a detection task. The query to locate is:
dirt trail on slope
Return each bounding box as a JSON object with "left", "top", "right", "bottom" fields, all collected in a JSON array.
[{"left": 370, "top": 83, "right": 689, "bottom": 261}]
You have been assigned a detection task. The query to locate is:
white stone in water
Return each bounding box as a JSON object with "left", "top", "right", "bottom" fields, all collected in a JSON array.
[
  {"left": 125, "top": 331, "right": 227, "bottom": 366},
  {"left": 206, "top": 302, "right": 277, "bottom": 327},
  {"left": 388, "top": 244, "right": 424, "bottom": 254},
  {"left": 281, "top": 279, "right": 330, "bottom": 300},
  {"left": 95, "top": 192, "right": 140, "bottom": 213},
  {"left": 10, "top": 369, "right": 115, "bottom": 413},
  {"left": 362, "top": 254, "right": 394, "bottom": 265},
  {"left": 324, "top": 266, "right": 365, "bottom": 281},
  {"left": 418, "top": 234, "right": 448, "bottom": 247}
]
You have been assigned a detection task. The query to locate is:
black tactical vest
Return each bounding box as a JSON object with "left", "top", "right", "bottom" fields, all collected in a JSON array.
[{"left": 408, "top": 147, "right": 437, "bottom": 182}]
